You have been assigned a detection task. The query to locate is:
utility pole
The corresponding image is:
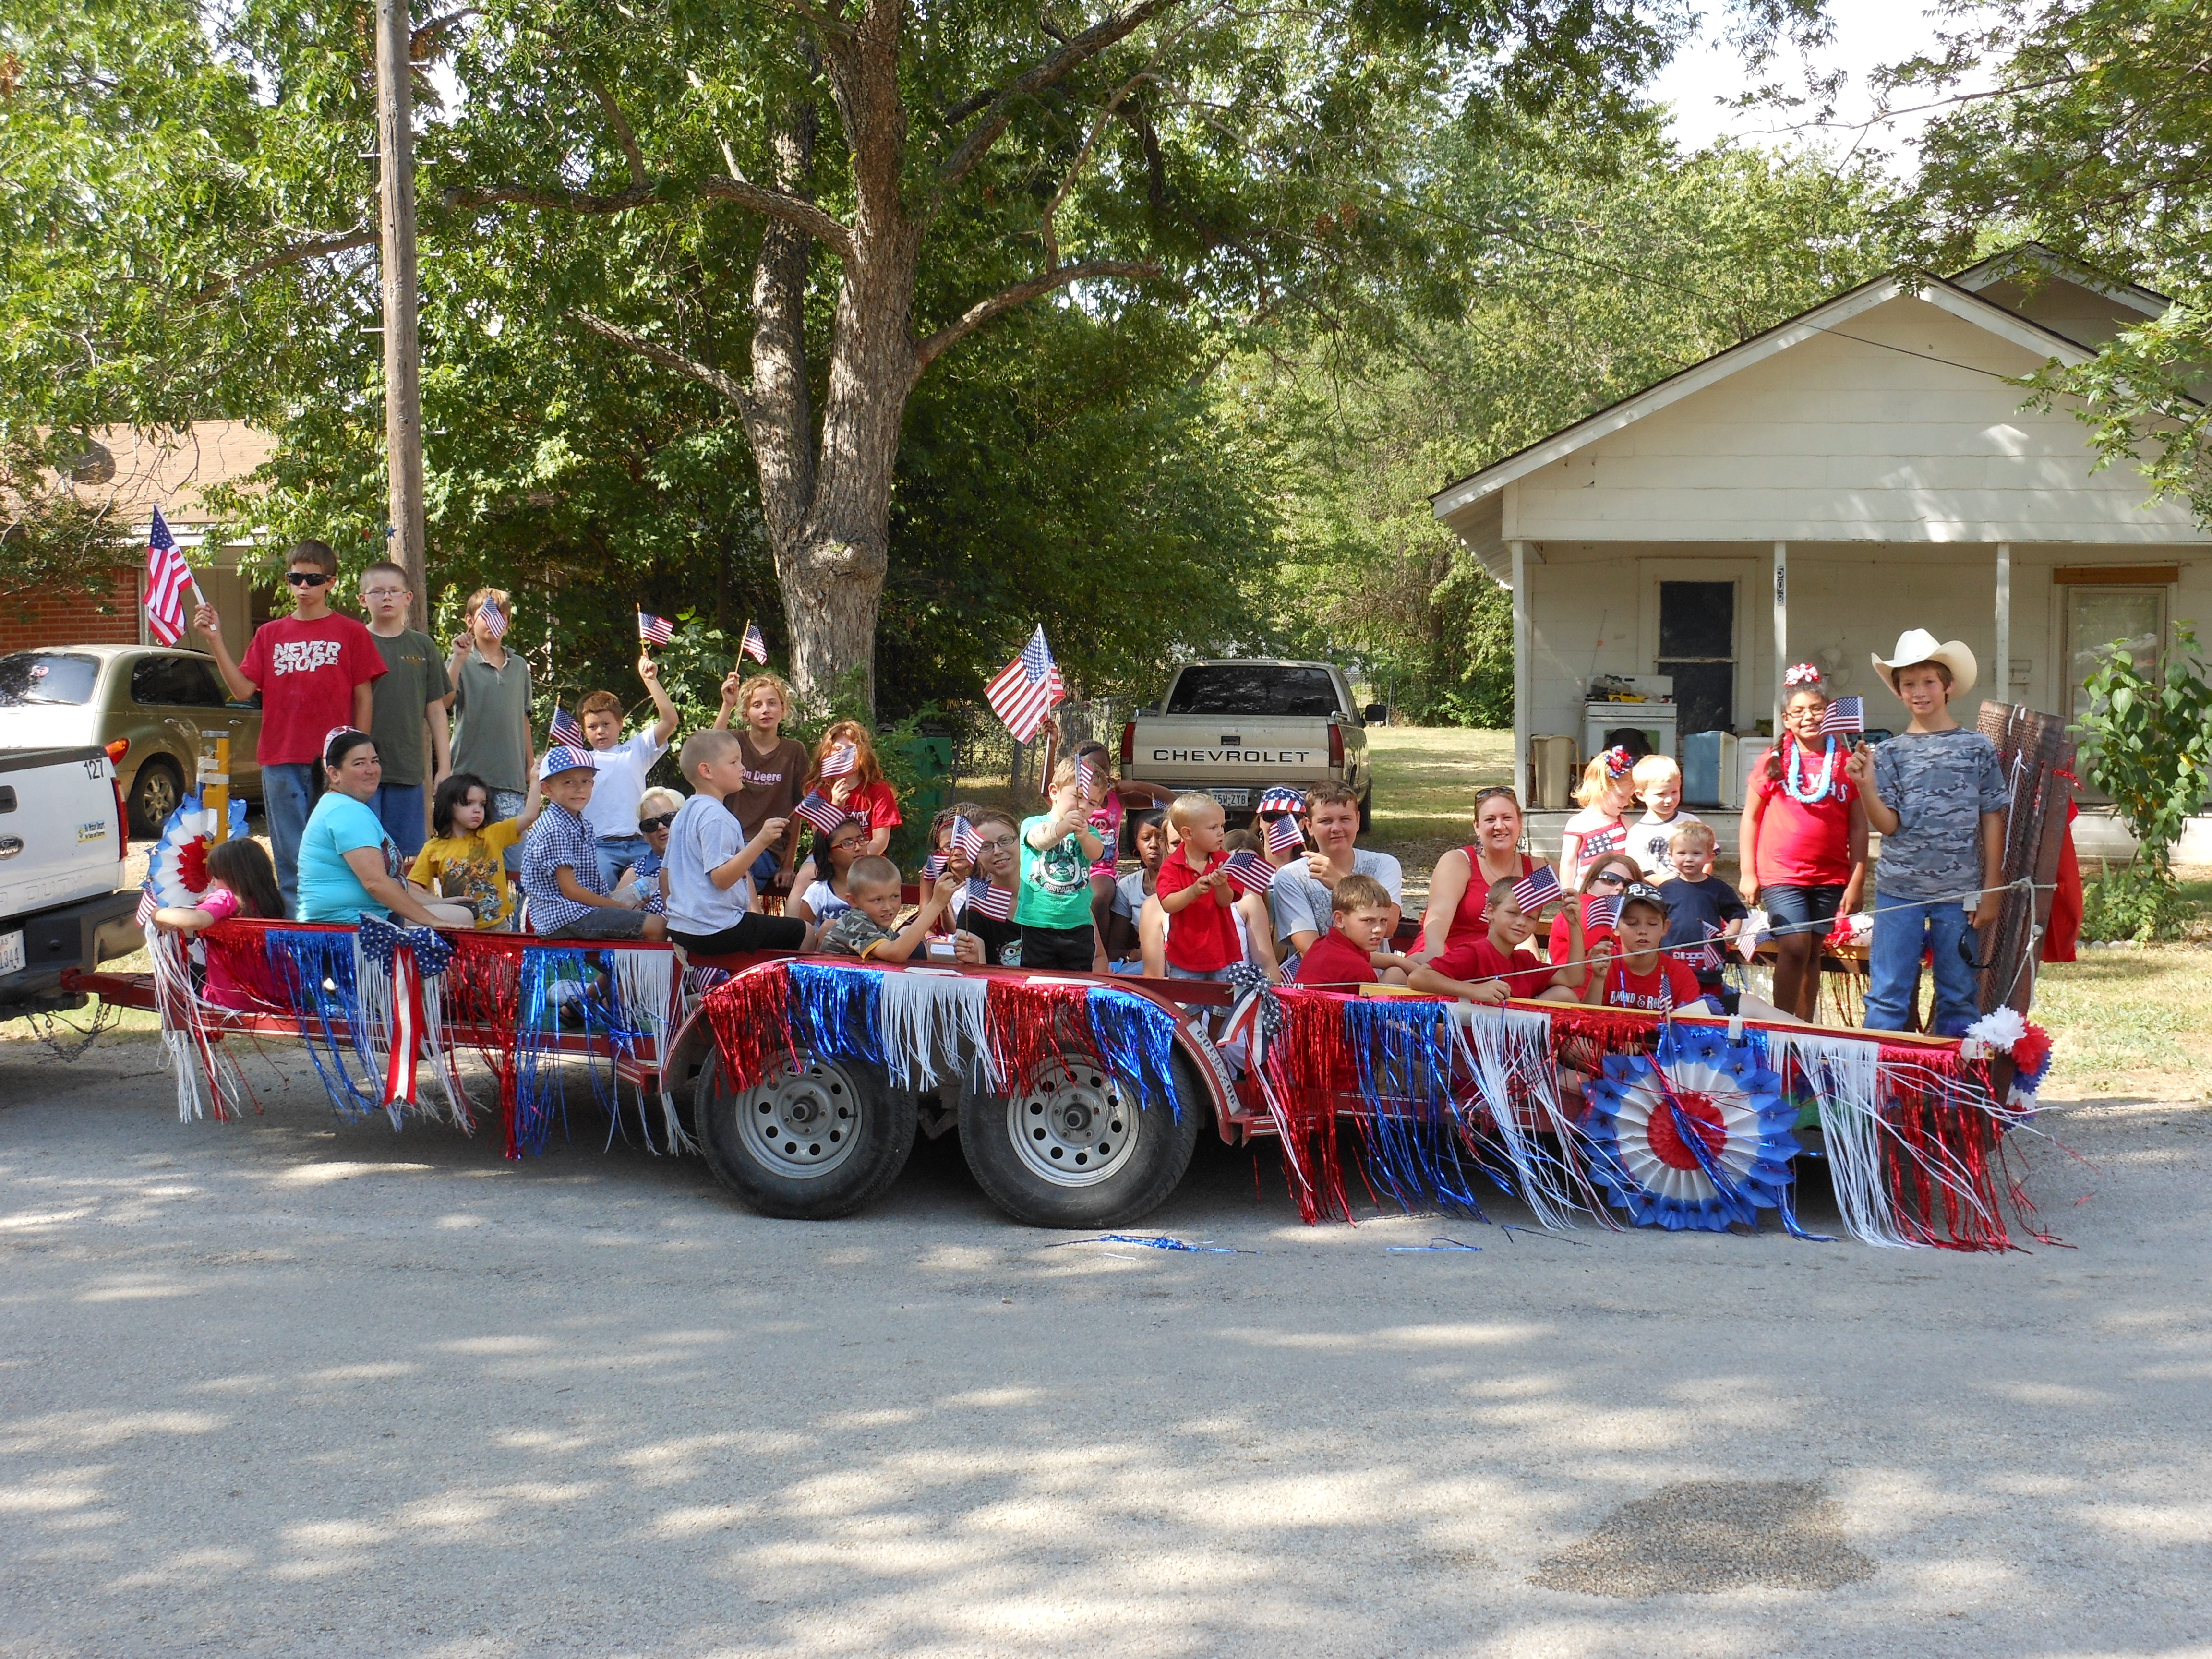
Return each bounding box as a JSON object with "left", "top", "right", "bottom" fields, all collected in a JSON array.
[{"left": 374, "top": 0, "right": 427, "bottom": 621}]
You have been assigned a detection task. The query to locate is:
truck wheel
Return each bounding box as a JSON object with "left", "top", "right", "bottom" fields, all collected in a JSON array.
[
  {"left": 128, "top": 758, "right": 182, "bottom": 837},
  {"left": 692, "top": 1047, "right": 914, "bottom": 1219},
  {"left": 1358, "top": 787, "right": 1374, "bottom": 833},
  {"left": 959, "top": 1048, "right": 1203, "bottom": 1228}
]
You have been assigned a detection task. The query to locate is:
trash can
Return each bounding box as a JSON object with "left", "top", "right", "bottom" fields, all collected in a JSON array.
[
  {"left": 1530, "top": 735, "right": 1576, "bottom": 811},
  {"left": 890, "top": 728, "right": 956, "bottom": 868}
]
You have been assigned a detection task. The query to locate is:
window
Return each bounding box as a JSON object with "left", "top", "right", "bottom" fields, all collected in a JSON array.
[
  {"left": 131, "top": 654, "right": 228, "bottom": 708},
  {"left": 1657, "top": 580, "right": 1735, "bottom": 735},
  {"left": 1164, "top": 665, "right": 1343, "bottom": 718},
  {"left": 2067, "top": 586, "right": 2167, "bottom": 731},
  {"left": 0, "top": 652, "right": 100, "bottom": 706}
]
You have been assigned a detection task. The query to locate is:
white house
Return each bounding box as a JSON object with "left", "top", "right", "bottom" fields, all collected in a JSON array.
[{"left": 1431, "top": 246, "right": 2211, "bottom": 857}]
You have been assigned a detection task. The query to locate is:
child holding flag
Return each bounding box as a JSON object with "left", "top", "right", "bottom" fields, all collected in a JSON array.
[
  {"left": 446, "top": 588, "right": 534, "bottom": 877},
  {"left": 711, "top": 671, "right": 809, "bottom": 894},
  {"left": 1017, "top": 757, "right": 1106, "bottom": 972},
  {"left": 577, "top": 649, "right": 681, "bottom": 890},
  {"left": 804, "top": 721, "right": 900, "bottom": 856}
]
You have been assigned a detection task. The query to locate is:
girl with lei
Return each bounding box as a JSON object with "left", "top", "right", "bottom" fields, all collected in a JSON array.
[{"left": 1738, "top": 665, "right": 1869, "bottom": 1021}]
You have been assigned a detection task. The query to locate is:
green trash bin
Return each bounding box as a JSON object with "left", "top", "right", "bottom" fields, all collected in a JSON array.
[{"left": 889, "top": 728, "right": 956, "bottom": 870}]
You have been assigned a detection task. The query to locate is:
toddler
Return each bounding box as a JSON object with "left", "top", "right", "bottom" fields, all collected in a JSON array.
[
  {"left": 1154, "top": 793, "right": 1238, "bottom": 983},
  {"left": 412, "top": 771, "right": 544, "bottom": 929},
  {"left": 1628, "top": 754, "right": 1702, "bottom": 878},
  {"left": 1659, "top": 821, "right": 1747, "bottom": 1013}
]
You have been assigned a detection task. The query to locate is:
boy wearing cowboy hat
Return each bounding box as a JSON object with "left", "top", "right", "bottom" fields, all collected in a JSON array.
[{"left": 1843, "top": 629, "right": 2009, "bottom": 1036}]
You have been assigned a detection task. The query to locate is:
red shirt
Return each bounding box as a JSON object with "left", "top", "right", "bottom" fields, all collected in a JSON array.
[
  {"left": 1422, "top": 846, "right": 1539, "bottom": 953},
  {"left": 1155, "top": 846, "right": 1240, "bottom": 971},
  {"left": 1430, "top": 937, "right": 1558, "bottom": 1001},
  {"left": 1294, "top": 926, "right": 1377, "bottom": 988},
  {"left": 830, "top": 779, "right": 901, "bottom": 833},
  {"left": 240, "top": 613, "right": 386, "bottom": 766},
  {"left": 1748, "top": 739, "right": 1856, "bottom": 888},
  {"left": 1548, "top": 899, "right": 1618, "bottom": 972},
  {"left": 1601, "top": 956, "right": 1707, "bottom": 1012}
]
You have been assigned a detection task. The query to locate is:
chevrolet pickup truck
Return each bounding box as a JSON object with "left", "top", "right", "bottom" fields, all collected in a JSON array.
[
  {"left": 1118, "top": 660, "right": 1383, "bottom": 828},
  {"left": 0, "top": 745, "right": 143, "bottom": 1013}
]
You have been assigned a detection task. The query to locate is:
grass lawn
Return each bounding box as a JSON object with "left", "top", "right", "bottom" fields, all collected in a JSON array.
[{"left": 2031, "top": 947, "right": 2212, "bottom": 1098}]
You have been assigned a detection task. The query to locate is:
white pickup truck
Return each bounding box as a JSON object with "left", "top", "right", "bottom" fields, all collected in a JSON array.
[
  {"left": 1118, "top": 659, "right": 1383, "bottom": 828},
  {"left": 0, "top": 745, "right": 143, "bottom": 1014}
]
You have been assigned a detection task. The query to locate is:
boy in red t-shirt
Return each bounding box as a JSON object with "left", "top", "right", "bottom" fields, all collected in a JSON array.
[
  {"left": 1154, "top": 793, "right": 1240, "bottom": 982},
  {"left": 1589, "top": 881, "right": 1712, "bottom": 1013},
  {"left": 194, "top": 538, "right": 385, "bottom": 915},
  {"left": 1410, "top": 877, "right": 1581, "bottom": 1004},
  {"left": 1293, "top": 873, "right": 1410, "bottom": 988}
]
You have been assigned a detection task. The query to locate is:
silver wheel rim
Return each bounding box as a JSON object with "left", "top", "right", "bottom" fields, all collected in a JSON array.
[
  {"left": 139, "top": 768, "right": 177, "bottom": 824},
  {"left": 733, "top": 1053, "right": 865, "bottom": 1179},
  {"left": 1007, "top": 1062, "right": 1140, "bottom": 1188}
]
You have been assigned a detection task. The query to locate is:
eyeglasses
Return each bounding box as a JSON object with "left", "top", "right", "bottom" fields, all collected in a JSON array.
[
  {"left": 361, "top": 585, "right": 408, "bottom": 599},
  {"left": 285, "top": 572, "right": 332, "bottom": 587},
  {"left": 638, "top": 813, "right": 676, "bottom": 833},
  {"left": 973, "top": 835, "right": 1018, "bottom": 853},
  {"left": 1590, "top": 871, "right": 1629, "bottom": 888}
]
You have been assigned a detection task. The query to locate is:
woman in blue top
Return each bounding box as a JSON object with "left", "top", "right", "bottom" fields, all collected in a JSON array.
[{"left": 297, "top": 729, "right": 475, "bottom": 926}]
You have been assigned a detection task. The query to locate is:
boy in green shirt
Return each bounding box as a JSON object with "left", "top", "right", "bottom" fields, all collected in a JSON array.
[{"left": 1018, "top": 756, "right": 1106, "bottom": 972}]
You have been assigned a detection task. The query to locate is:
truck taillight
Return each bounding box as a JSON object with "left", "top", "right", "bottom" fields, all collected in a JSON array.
[
  {"left": 1119, "top": 721, "right": 1135, "bottom": 765},
  {"left": 1328, "top": 722, "right": 1344, "bottom": 769}
]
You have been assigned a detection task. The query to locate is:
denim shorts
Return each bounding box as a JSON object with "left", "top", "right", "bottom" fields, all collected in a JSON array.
[{"left": 1759, "top": 882, "right": 1845, "bottom": 938}]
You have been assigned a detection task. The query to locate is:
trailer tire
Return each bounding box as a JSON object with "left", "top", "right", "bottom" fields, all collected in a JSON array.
[
  {"left": 959, "top": 1048, "right": 1204, "bottom": 1229},
  {"left": 692, "top": 1047, "right": 914, "bottom": 1219}
]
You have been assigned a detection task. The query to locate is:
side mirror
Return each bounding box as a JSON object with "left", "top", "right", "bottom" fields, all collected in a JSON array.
[{"left": 1362, "top": 703, "right": 1387, "bottom": 724}]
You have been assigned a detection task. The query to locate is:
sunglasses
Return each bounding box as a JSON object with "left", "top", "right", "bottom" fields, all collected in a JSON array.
[
  {"left": 285, "top": 571, "right": 332, "bottom": 587},
  {"left": 638, "top": 813, "right": 676, "bottom": 833},
  {"left": 1474, "top": 787, "right": 1519, "bottom": 804},
  {"left": 1591, "top": 871, "right": 1629, "bottom": 888}
]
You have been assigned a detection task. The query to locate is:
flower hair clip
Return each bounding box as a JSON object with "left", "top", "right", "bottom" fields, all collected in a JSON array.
[
  {"left": 1783, "top": 662, "right": 1824, "bottom": 689},
  {"left": 1601, "top": 745, "right": 1635, "bottom": 779}
]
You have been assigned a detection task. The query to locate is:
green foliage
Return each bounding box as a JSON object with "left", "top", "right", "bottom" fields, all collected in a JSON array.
[
  {"left": 2074, "top": 621, "right": 2212, "bottom": 879},
  {"left": 0, "top": 433, "right": 136, "bottom": 600},
  {"left": 2079, "top": 862, "right": 2190, "bottom": 946}
]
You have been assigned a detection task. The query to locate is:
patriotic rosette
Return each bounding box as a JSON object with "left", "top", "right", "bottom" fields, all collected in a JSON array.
[
  {"left": 1581, "top": 1024, "right": 1802, "bottom": 1232},
  {"left": 145, "top": 790, "right": 251, "bottom": 909},
  {"left": 354, "top": 913, "right": 470, "bottom": 1131}
]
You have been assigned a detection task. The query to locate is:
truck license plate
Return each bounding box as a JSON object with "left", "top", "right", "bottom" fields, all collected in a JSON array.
[
  {"left": 1209, "top": 788, "right": 1250, "bottom": 809},
  {"left": 0, "top": 931, "right": 22, "bottom": 979}
]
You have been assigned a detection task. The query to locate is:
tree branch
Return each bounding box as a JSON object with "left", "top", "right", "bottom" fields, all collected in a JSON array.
[
  {"left": 573, "top": 312, "right": 757, "bottom": 419},
  {"left": 912, "top": 258, "right": 1162, "bottom": 373},
  {"left": 589, "top": 81, "right": 648, "bottom": 187},
  {"left": 936, "top": 0, "right": 1182, "bottom": 192},
  {"left": 193, "top": 227, "right": 377, "bottom": 302},
  {"left": 446, "top": 177, "right": 854, "bottom": 259}
]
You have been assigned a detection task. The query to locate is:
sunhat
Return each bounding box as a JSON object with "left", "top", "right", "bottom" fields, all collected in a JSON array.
[{"left": 1871, "top": 628, "right": 1977, "bottom": 700}]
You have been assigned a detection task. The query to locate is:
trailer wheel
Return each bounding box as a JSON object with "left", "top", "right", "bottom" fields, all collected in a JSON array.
[
  {"left": 693, "top": 1047, "right": 914, "bottom": 1219},
  {"left": 959, "top": 1049, "right": 1203, "bottom": 1228}
]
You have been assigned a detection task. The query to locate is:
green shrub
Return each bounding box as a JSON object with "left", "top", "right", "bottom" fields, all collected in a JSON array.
[{"left": 2079, "top": 862, "right": 2189, "bottom": 944}]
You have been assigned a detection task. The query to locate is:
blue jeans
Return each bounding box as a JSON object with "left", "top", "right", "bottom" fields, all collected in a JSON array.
[
  {"left": 596, "top": 833, "right": 649, "bottom": 892},
  {"left": 1864, "top": 897, "right": 1981, "bottom": 1037},
  {"left": 369, "top": 781, "right": 427, "bottom": 860},
  {"left": 262, "top": 761, "right": 318, "bottom": 918}
]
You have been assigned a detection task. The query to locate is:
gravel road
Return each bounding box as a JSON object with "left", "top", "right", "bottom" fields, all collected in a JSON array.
[{"left": 3, "top": 1039, "right": 2208, "bottom": 1657}]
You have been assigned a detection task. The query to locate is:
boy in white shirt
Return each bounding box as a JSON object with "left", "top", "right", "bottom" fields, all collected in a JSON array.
[
  {"left": 1629, "top": 753, "right": 1703, "bottom": 879},
  {"left": 579, "top": 653, "right": 680, "bottom": 890}
]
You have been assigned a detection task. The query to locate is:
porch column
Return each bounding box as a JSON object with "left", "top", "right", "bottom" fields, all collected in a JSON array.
[
  {"left": 1771, "top": 541, "right": 1788, "bottom": 732},
  {"left": 1510, "top": 539, "right": 1531, "bottom": 799},
  {"left": 1994, "top": 541, "right": 2011, "bottom": 707}
]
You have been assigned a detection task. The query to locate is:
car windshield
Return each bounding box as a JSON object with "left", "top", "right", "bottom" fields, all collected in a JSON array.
[
  {"left": 0, "top": 652, "right": 101, "bottom": 707},
  {"left": 1164, "top": 665, "right": 1341, "bottom": 718}
]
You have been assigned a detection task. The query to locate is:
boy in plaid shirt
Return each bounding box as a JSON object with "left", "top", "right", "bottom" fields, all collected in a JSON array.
[{"left": 521, "top": 748, "right": 667, "bottom": 940}]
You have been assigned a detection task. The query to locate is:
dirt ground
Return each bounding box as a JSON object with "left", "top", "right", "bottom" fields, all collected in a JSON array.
[{"left": 3, "top": 1036, "right": 2210, "bottom": 1659}]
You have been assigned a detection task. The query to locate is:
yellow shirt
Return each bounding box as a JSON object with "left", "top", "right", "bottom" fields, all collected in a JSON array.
[{"left": 409, "top": 817, "right": 525, "bottom": 927}]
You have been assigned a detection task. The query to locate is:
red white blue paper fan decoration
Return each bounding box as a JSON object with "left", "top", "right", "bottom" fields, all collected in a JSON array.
[
  {"left": 1581, "top": 1025, "right": 1801, "bottom": 1232},
  {"left": 145, "top": 789, "right": 252, "bottom": 909}
]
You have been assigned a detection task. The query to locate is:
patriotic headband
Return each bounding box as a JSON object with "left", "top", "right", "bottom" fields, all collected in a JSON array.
[
  {"left": 1601, "top": 745, "right": 1635, "bottom": 779},
  {"left": 1783, "top": 662, "right": 1825, "bottom": 689},
  {"left": 323, "top": 725, "right": 369, "bottom": 760}
]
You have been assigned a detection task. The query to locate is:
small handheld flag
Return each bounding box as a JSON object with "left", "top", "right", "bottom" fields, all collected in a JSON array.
[
  {"left": 1265, "top": 814, "right": 1306, "bottom": 855},
  {"left": 1511, "top": 864, "right": 1563, "bottom": 914},
  {"left": 1819, "top": 695, "right": 1865, "bottom": 736},
  {"left": 952, "top": 815, "right": 983, "bottom": 862},
  {"left": 1676, "top": 922, "right": 1725, "bottom": 974},
  {"left": 143, "top": 508, "right": 200, "bottom": 647},
  {"left": 819, "top": 743, "right": 857, "bottom": 779},
  {"left": 1223, "top": 850, "right": 1277, "bottom": 897},
  {"left": 739, "top": 620, "right": 769, "bottom": 664},
  {"left": 793, "top": 793, "right": 847, "bottom": 835},
  {"left": 549, "top": 705, "right": 585, "bottom": 748},
  {"left": 477, "top": 595, "right": 507, "bottom": 640},
  {"left": 1585, "top": 894, "right": 1622, "bottom": 931},
  {"left": 984, "top": 625, "right": 1066, "bottom": 743},
  {"left": 964, "top": 878, "right": 1016, "bottom": 921},
  {"left": 1256, "top": 785, "right": 1306, "bottom": 816},
  {"left": 637, "top": 610, "right": 675, "bottom": 646},
  {"left": 920, "top": 853, "right": 948, "bottom": 881}
]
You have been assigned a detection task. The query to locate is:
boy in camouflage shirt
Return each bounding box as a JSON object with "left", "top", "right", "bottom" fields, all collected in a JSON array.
[{"left": 1845, "top": 629, "right": 2010, "bottom": 1036}]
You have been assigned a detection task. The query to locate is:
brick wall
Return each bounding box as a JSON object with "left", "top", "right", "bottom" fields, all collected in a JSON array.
[{"left": 0, "top": 567, "right": 141, "bottom": 654}]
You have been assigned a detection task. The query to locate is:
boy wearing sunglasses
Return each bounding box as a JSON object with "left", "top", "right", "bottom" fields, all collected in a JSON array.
[{"left": 193, "top": 539, "right": 385, "bottom": 915}]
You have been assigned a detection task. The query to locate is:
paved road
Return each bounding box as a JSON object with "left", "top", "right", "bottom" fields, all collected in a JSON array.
[{"left": 3, "top": 1039, "right": 2209, "bottom": 1657}]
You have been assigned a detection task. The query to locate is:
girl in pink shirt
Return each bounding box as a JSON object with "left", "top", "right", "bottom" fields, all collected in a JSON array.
[{"left": 151, "top": 839, "right": 288, "bottom": 1011}]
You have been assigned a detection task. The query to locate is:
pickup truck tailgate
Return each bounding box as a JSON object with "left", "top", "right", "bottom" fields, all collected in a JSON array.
[
  {"left": 0, "top": 747, "right": 124, "bottom": 915},
  {"left": 1127, "top": 719, "right": 1340, "bottom": 803}
]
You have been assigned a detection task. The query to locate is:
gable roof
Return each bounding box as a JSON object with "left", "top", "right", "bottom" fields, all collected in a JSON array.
[
  {"left": 1431, "top": 256, "right": 2164, "bottom": 529},
  {"left": 1948, "top": 241, "right": 2172, "bottom": 328}
]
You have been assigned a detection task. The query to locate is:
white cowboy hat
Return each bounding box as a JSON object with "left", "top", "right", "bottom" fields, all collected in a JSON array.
[{"left": 1871, "top": 628, "right": 1977, "bottom": 699}]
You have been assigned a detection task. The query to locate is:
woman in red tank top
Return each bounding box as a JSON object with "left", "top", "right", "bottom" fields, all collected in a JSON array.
[{"left": 1417, "top": 786, "right": 1550, "bottom": 958}]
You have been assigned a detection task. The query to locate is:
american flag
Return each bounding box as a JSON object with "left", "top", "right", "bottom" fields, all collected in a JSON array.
[
  {"left": 1512, "top": 864, "right": 1563, "bottom": 914},
  {"left": 984, "top": 626, "right": 1065, "bottom": 742},
  {"left": 740, "top": 620, "right": 769, "bottom": 664},
  {"left": 637, "top": 610, "right": 675, "bottom": 646},
  {"left": 952, "top": 815, "right": 983, "bottom": 862},
  {"left": 1819, "top": 695, "right": 1865, "bottom": 736},
  {"left": 1265, "top": 814, "right": 1305, "bottom": 855},
  {"left": 1256, "top": 785, "right": 1306, "bottom": 816},
  {"left": 1075, "top": 756, "right": 1096, "bottom": 796},
  {"left": 1585, "top": 894, "right": 1622, "bottom": 931},
  {"left": 1579, "top": 822, "right": 1627, "bottom": 861},
  {"left": 819, "top": 743, "right": 856, "bottom": 779},
  {"left": 1686, "top": 922, "right": 1727, "bottom": 973},
  {"left": 134, "top": 883, "right": 158, "bottom": 930},
  {"left": 920, "top": 854, "right": 947, "bottom": 881},
  {"left": 964, "top": 878, "right": 1016, "bottom": 921},
  {"left": 794, "top": 793, "right": 846, "bottom": 835},
  {"left": 1223, "top": 850, "right": 1277, "bottom": 897},
  {"left": 549, "top": 704, "right": 585, "bottom": 748},
  {"left": 477, "top": 595, "right": 507, "bottom": 640},
  {"left": 143, "top": 509, "right": 195, "bottom": 647}
]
